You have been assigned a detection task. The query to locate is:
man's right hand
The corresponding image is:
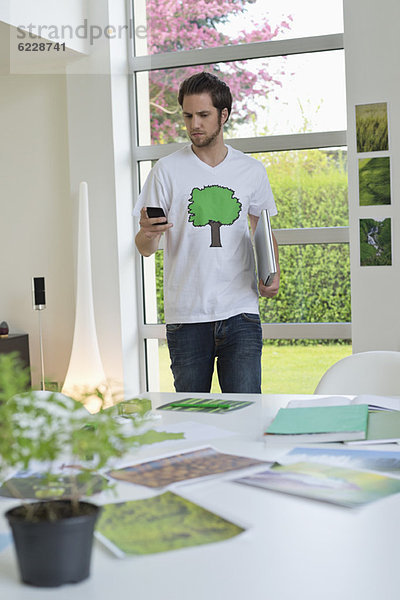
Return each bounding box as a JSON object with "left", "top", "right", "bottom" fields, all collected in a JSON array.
[
  {"left": 139, "top": 207, "right": 172, "bottom": 238},
  {"left": 135, "top": 207, "right": 173, "bottom": 256}
]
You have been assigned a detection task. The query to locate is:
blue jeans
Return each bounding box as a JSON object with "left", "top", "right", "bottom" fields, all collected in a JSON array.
[{"left": 166, "top": 313, "right": 262, "bottom": 393}]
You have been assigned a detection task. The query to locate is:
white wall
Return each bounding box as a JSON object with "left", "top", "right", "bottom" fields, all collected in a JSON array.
[
  {"left": 0, "top": 0, "right": 142, "bottom": 395},
  {"left": 0, "top": 0, "right": 89, "bottom": 54},
  {"left": 343, "top": 0, "right": 400, "bottom": 352},
  {"left": 65, "top": 0, "right": 141, "bottom": 396},
  {"left": 0, "top": 32, "right": 74, "bottom": 386}
]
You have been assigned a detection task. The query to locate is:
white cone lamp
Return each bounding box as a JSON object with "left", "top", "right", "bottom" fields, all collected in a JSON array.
[{"left": 62, "top": 182, "right": 108, "bottom": 412}]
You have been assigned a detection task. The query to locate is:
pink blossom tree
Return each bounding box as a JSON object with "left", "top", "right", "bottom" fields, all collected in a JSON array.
[{"left": 144, "top": 0, "right": 292, "bottom": 142}]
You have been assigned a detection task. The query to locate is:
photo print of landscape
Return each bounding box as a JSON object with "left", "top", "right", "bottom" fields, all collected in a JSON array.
[
  {"left": 359, "top": 218, "right": 392, "bottom": 266},
  {"left": 358, "top": 156, "right": 391, "bottom": 206},
  {"left": 356, "top": 102, "right": 389, "bottom": 153}
]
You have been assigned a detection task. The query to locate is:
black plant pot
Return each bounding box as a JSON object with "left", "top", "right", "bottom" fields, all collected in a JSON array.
[{"left": 6, "top": 500, "right": 101, "bottom": 587}]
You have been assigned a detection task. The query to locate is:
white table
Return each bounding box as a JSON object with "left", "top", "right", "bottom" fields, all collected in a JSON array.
[{"left": 1, "top": 392, "right": 400, "bottom": 600}]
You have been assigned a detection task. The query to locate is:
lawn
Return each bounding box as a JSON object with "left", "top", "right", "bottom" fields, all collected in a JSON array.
[{"left": 157, "top": 342, "right": 352, "bottom": 395}]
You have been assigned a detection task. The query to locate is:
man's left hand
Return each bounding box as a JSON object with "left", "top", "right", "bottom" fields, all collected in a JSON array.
[{"left": 259, "top": 272, "right": 280, "bottom": 298}]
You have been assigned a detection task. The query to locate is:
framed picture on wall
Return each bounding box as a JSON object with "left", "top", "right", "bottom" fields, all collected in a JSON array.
[
  {"left": 359, "top": 217, "right": 392, "bottom": 266},
  {"left": 358, "top": 156, "right": 391, "bottom": 206},
  {"left": 356, "top": 103, "right": 389, "bottom": 153}
]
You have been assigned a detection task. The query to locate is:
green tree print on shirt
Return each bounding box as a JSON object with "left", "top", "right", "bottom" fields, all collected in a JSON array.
[{"left": 188, "top": 185, "right": 242, "bottom": 247}]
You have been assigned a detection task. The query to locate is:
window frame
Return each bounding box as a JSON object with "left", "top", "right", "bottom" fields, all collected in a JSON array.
[{"left": 127, "top": 7, "right": 350, "bottom": 388}]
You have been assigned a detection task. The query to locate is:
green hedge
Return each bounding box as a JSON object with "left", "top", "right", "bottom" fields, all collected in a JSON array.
[
  {"left": 259, "top": 152, "right": 350, "bottom": 337},
  {"left": 260, "top": 243, "right": 350, "bottom": 321},
  {"left": 264, "top": 150, "right": 348, "bottom": 229}
]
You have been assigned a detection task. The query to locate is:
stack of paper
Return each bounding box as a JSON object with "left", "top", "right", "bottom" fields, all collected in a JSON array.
[
  {"left": 264, "top": 404, "right": 369, "bottom": 443},
  {"left": 284, "top": 396, "right": 400, "bottom": 445},
  {"left": 286, "top": 394, "right": 400, "bottom": 412},
  {"left": 282, "top": 446, "right": 400, "bottom": 474},
  {"left": 235, "top": 460, "right": 400, "bottom": 508},
  {"left": 235, "top": 445, "right": 400, "bottom": 508},
  {"left": 347, "top": 410, "right": 400, "bottom": 445}
]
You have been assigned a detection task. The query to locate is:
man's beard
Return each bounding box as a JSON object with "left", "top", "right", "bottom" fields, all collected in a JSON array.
[{"left": 189, "top": 117, "right": 222, "bottom": 147}]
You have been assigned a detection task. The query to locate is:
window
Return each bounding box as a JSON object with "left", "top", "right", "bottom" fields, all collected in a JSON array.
[
  {"left": 133, "top": 0, "right": 344, "bottom": 56},
  {"left": 130, "top": 0, "right": 350, "bottom": 393},
  {"left": 136, "top": 51, "right": 346, "bottom": 145}
]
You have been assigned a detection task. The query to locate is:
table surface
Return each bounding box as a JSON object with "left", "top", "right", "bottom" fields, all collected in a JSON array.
[{"left": 1, "top": 392, "right": 400, "bottom": 600}]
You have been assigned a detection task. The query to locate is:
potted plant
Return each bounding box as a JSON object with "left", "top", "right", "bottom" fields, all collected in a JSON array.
[{"left": 0, "top": 353, "right": 151, "bottom": 587}]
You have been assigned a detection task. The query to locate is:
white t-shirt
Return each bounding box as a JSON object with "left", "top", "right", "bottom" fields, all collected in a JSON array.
[{"left": 134, "top": 144, "right": 277, "bottom": 324}]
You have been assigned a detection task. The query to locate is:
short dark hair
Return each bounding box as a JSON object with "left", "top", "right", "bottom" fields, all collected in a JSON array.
[{"left": 178, "top": 72, "right": 232, "bottom": 120}]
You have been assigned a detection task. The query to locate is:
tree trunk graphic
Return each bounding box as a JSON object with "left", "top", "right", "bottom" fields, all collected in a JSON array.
[{"left": 209, "top": 221, "right": 222, "bottom": 247}]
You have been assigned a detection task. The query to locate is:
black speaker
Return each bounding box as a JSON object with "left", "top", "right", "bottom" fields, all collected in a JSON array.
[{"left": 32, "top": 277, "right": 46, "bottom": 309}]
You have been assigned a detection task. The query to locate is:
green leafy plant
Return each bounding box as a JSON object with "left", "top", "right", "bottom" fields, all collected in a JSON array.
[{"left": 0, "top": 353, "right": 152, "bottom": 521}]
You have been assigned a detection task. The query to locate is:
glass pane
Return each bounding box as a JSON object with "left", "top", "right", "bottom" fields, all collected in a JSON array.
[
  {"left": 144, "top": 244, "right": 351, "bottom": 326},
  {"left": 136, "top": 51, "right": 346, "bottom": 145},
  {"left": 156, "top": 340, "right": 174, "bottom": 392},
  {"left": 255, "top": 148, "right": 348, "bottom": 229},
  {"left": 259, "top": 243, "right": 351, "bottom": 324},
  {"left": 261, "top": 340, "right": 352, "bottom": 394},
  {"left": 139, "top": 148, "right": 349, "bottom": 325},
  {"left": 143, "top": 250, "right": 164, "bottom": 325},
  {"left": 139, "top": 160, "right": 164, "bottom": 326},
  {"left": 133, "top": 0, "right": 344, "bottom": 57},
  {"left": 155, "top": 338, "right": 352, "bottom": 394}
]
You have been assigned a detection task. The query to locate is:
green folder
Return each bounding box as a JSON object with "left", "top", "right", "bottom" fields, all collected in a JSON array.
[
  {"left": 348, "top": 410, "right": 400, "bottom": 445},
  {"left": 265, "top": 404, "right": 369, "bottom": 443}
]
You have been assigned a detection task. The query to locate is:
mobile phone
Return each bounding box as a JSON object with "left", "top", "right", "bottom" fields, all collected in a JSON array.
[{"left": 146, "top": 206, "right": 167, "bottom": 224}]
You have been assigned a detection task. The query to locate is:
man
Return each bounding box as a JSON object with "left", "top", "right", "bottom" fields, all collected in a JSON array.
[{"left": 134, "top": 71, "right": 279, "bottom": 393}]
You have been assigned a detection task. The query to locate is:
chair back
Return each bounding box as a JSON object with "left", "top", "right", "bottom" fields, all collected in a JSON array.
[{"left": 314, "top": 350, "right": 400, "bottom": 395}]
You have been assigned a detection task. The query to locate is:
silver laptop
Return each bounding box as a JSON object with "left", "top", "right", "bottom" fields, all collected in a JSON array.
[{"left": 254, "top": 210, "right": 277, "bottom": 287}]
